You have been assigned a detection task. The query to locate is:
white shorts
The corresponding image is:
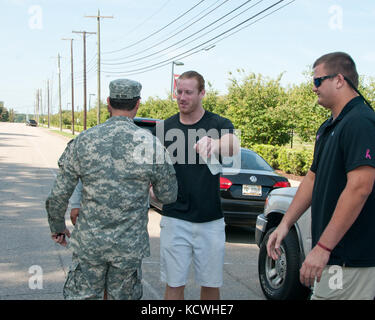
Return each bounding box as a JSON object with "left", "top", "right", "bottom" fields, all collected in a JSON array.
[
  {"left": 160, "top": 216, "right": 225, "bottom": 288},
  {"left": 311, "top": 265, "right": 375, "bottom": 300}
]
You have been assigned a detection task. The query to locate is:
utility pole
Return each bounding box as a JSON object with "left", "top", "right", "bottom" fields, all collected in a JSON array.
[
  {"left": 35, "top": 90, "right": 37, "bottom": 120},
  {"left": 57, "top": 53, "right": 62, "bottom": 132},
  {"left": 85, "top": 10, "right": 113, "bottom": 125},
  {"left": 36, "top": 89, "right": 39, "bottom": 123},
  {"left": 47, "top": 79, "right": 50, "bottom": 128},
  {"left": 62, "top": 38, "right": 75, "bottom": 135},
  {"left": 72, "top": 30, "right": 96, "bottom": 131},
  {"left": 39, "top": 88, "right": 42, "bottom": 123}
]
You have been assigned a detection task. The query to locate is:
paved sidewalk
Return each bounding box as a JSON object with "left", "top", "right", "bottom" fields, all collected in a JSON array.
[
  {"left": 289, "top": 179, "right": 301, "bottom": 187},
  {"left": 39, "top": 124, "right": 81, "bottom": 136}
]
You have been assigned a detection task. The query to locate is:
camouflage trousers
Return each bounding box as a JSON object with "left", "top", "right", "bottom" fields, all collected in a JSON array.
[{"left": 63, "top": 254, "right": 143, "bottom": 300}]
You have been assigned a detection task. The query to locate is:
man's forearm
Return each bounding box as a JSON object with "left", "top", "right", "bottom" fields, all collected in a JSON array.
[
  {"left": 46, "top": 173, "right": 78, "bottom": 233},
  {"left": 46, "top": 196, "right": 69, "bottom": 233},
  {"left": 218, "top": 133, "right": 240, "bottom": 157}
]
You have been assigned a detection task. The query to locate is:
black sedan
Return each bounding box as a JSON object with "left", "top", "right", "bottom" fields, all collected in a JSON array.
[
  {"left": 220, "top": 148, "right": 290, "bottom": 227},
  {"left": 26, "top": 119, "right": 37, "bottom": 127},
  {"left": 134, "top": 117, "right": 159, "bottom": 132}
]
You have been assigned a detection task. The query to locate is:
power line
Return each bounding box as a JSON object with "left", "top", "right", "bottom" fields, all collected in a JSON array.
[
  {"left": 103, "top": 0, "right": 233, "bottom": 65},
  {"left": 102, "top": 0, "right": 228, "bottom": 63},
  {"left": 52, "top": 0, "right": 295, "bottom": 113},
  {"left": 74, "top": 63, "right": 98, "bottom": 83},
  {"left": 102, "top": 0, "right": 289, "bottom": 76},
  {"left": 211, "top": 0, "right": 296, "bottom": 47},
  {"left": 69, "top": 53, "right": 98, "bottom": 83},
  {"left": 102, "top": 0, "right": 261, "bottom": 67},
  {"left": 118, "top": 0, "right": 172, "bottom": 39},
  {"left": 102, "top": 0, "right": 206, "bottom": 55},
  {"left": 68, "top": 44, "right": 97, "bottom": 78}
]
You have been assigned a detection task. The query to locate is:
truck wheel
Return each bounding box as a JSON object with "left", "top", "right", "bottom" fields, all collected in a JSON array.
[{"left": 258, "top": 227, "right": 310, "bottom": 300}]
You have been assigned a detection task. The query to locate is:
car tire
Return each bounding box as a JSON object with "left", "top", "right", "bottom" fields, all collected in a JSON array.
[{"left": 258, "top": 227, "right": 310, "bottom": 300}]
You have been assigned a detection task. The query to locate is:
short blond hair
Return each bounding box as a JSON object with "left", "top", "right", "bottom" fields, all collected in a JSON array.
[{"left": 178, "top": 71, "right": 205, "bottom": 93}]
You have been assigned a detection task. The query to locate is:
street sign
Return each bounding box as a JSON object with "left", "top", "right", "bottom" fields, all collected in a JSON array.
[{"left": 172, "top": 74, "right": 180, "bottom": 100}]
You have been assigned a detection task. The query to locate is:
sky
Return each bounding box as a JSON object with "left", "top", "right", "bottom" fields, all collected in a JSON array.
[{"left": 1, "top": 0, "right": 375, "bottom": 115}]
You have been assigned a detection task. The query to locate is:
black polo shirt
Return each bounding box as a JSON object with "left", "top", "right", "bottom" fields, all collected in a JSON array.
[
  {"left": 153, "top": 111, "right": 234, "bottom": 223},
  {"left": 310, "top": 96, "right": 375, "bottom": 267}
]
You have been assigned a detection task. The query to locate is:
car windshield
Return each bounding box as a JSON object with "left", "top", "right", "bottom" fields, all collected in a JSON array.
[{"left": 223, "top": 149, "right": 273, "bottom": 171}]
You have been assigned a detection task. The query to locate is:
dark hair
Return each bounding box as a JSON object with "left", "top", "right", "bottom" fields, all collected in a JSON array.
[
  {"left": 109, "top": 97, "right": 140, "bottom": 111},
  {"left": 314, "top": 52, "right": 372, "bottom": 108},
  {"left": 178, "top": 71, "right": 205, "bottom": 92},
  {"left": 313, "top": 52, "right": 359, "bottom": 88}
]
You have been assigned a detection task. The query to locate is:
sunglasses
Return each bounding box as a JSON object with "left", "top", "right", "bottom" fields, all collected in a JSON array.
[
  {"left": 313, "top": 74, "right": 338, "bottom": 87},
  {"left": 313, "top": 73, "right": 373, "bottom": 109}
]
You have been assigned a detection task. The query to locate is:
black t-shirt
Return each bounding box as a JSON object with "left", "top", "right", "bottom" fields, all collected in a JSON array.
[
  {"left": 310, "top": 96, "right": 375, "bottom": 267},
  {"left": 153, "top": 111, "right": 234, "bottom": 223}
]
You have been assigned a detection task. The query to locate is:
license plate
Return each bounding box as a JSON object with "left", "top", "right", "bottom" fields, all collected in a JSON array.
[{"left": 242, "top": 184, "right": 262, "bottom": 196}]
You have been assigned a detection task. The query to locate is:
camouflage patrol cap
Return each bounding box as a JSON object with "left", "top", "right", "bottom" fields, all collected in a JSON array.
[{"left": 109, "top": 79, "right": 142, "bottom": 99}]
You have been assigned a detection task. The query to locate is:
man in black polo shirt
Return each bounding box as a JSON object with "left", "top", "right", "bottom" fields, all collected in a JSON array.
[{"left": 267, "top": 52, "right": 375, "bottom": 299}]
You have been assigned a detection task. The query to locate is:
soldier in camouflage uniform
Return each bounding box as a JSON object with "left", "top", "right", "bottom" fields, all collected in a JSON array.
[{"left": 46, "top": 79, "right": 178, "bottom": 300}]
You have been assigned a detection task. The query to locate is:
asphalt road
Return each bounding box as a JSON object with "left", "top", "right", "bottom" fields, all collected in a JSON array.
[{"left": 0, "top": 122, "right": 266, "bottom": 300}]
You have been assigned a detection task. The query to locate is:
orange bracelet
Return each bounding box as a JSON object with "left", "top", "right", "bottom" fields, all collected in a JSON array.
[{"left": 317, "top": 241, "right": 332, "bottom": 252}]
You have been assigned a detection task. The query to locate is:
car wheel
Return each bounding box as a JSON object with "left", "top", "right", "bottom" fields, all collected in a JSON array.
[{"left": 258, "top": 227, "right": 310, "bottom": 300}]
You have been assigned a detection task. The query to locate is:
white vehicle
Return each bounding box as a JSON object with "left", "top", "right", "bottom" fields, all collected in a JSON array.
[{"left": 255, "top": 187, "right": 311, "bottom": 300}]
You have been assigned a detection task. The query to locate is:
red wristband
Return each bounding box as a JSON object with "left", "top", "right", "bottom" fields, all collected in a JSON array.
[{"left": 317, "top": 242, "right": 332, "bottom": 253}]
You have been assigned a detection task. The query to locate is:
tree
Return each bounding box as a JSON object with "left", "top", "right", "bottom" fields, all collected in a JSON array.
[
  {"left": 202, "top": 81, "right": 227, "bottom": 115},
  {"left": 285, "top": 81, "right": 329, "bottom": 143},
  {"left": 225, "top": 70, "right": 290, "bottom": 147},
  {"left": 9, "top": 109, "right": 15, "bottom": 122},
  {"left": 359, "top": 75, "right": 375, "bottom": 107},
  {"left": 0, "top": 104, "right": 9, "bottom": 122},
  {"left": 138, "top": 97, "right": 178, "bottom": 120}
]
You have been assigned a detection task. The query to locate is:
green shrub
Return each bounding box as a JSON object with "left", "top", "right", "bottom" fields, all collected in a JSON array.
[
  {"left": 277, "top": 148, "right": 313, "bottom": 175},
  {"left": 278, "top": 149, "right": 301, "bottom": 174},
  {"left": 301, "top": 149, "right": 314, "bottom": 174},
  {"left": 250, "top": 144, "right": 280, "bottom": 169},
  {"left": 251, "top": 144, "right": 313, "bottom": 176}
]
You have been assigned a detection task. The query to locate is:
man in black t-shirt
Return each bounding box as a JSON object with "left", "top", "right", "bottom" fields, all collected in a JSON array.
[
  {"left": 266, "top": 52, "right": 375, "bottom": 300},
  {"left": 151, "top": 71, "right": 239, "bottom": 300}
]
